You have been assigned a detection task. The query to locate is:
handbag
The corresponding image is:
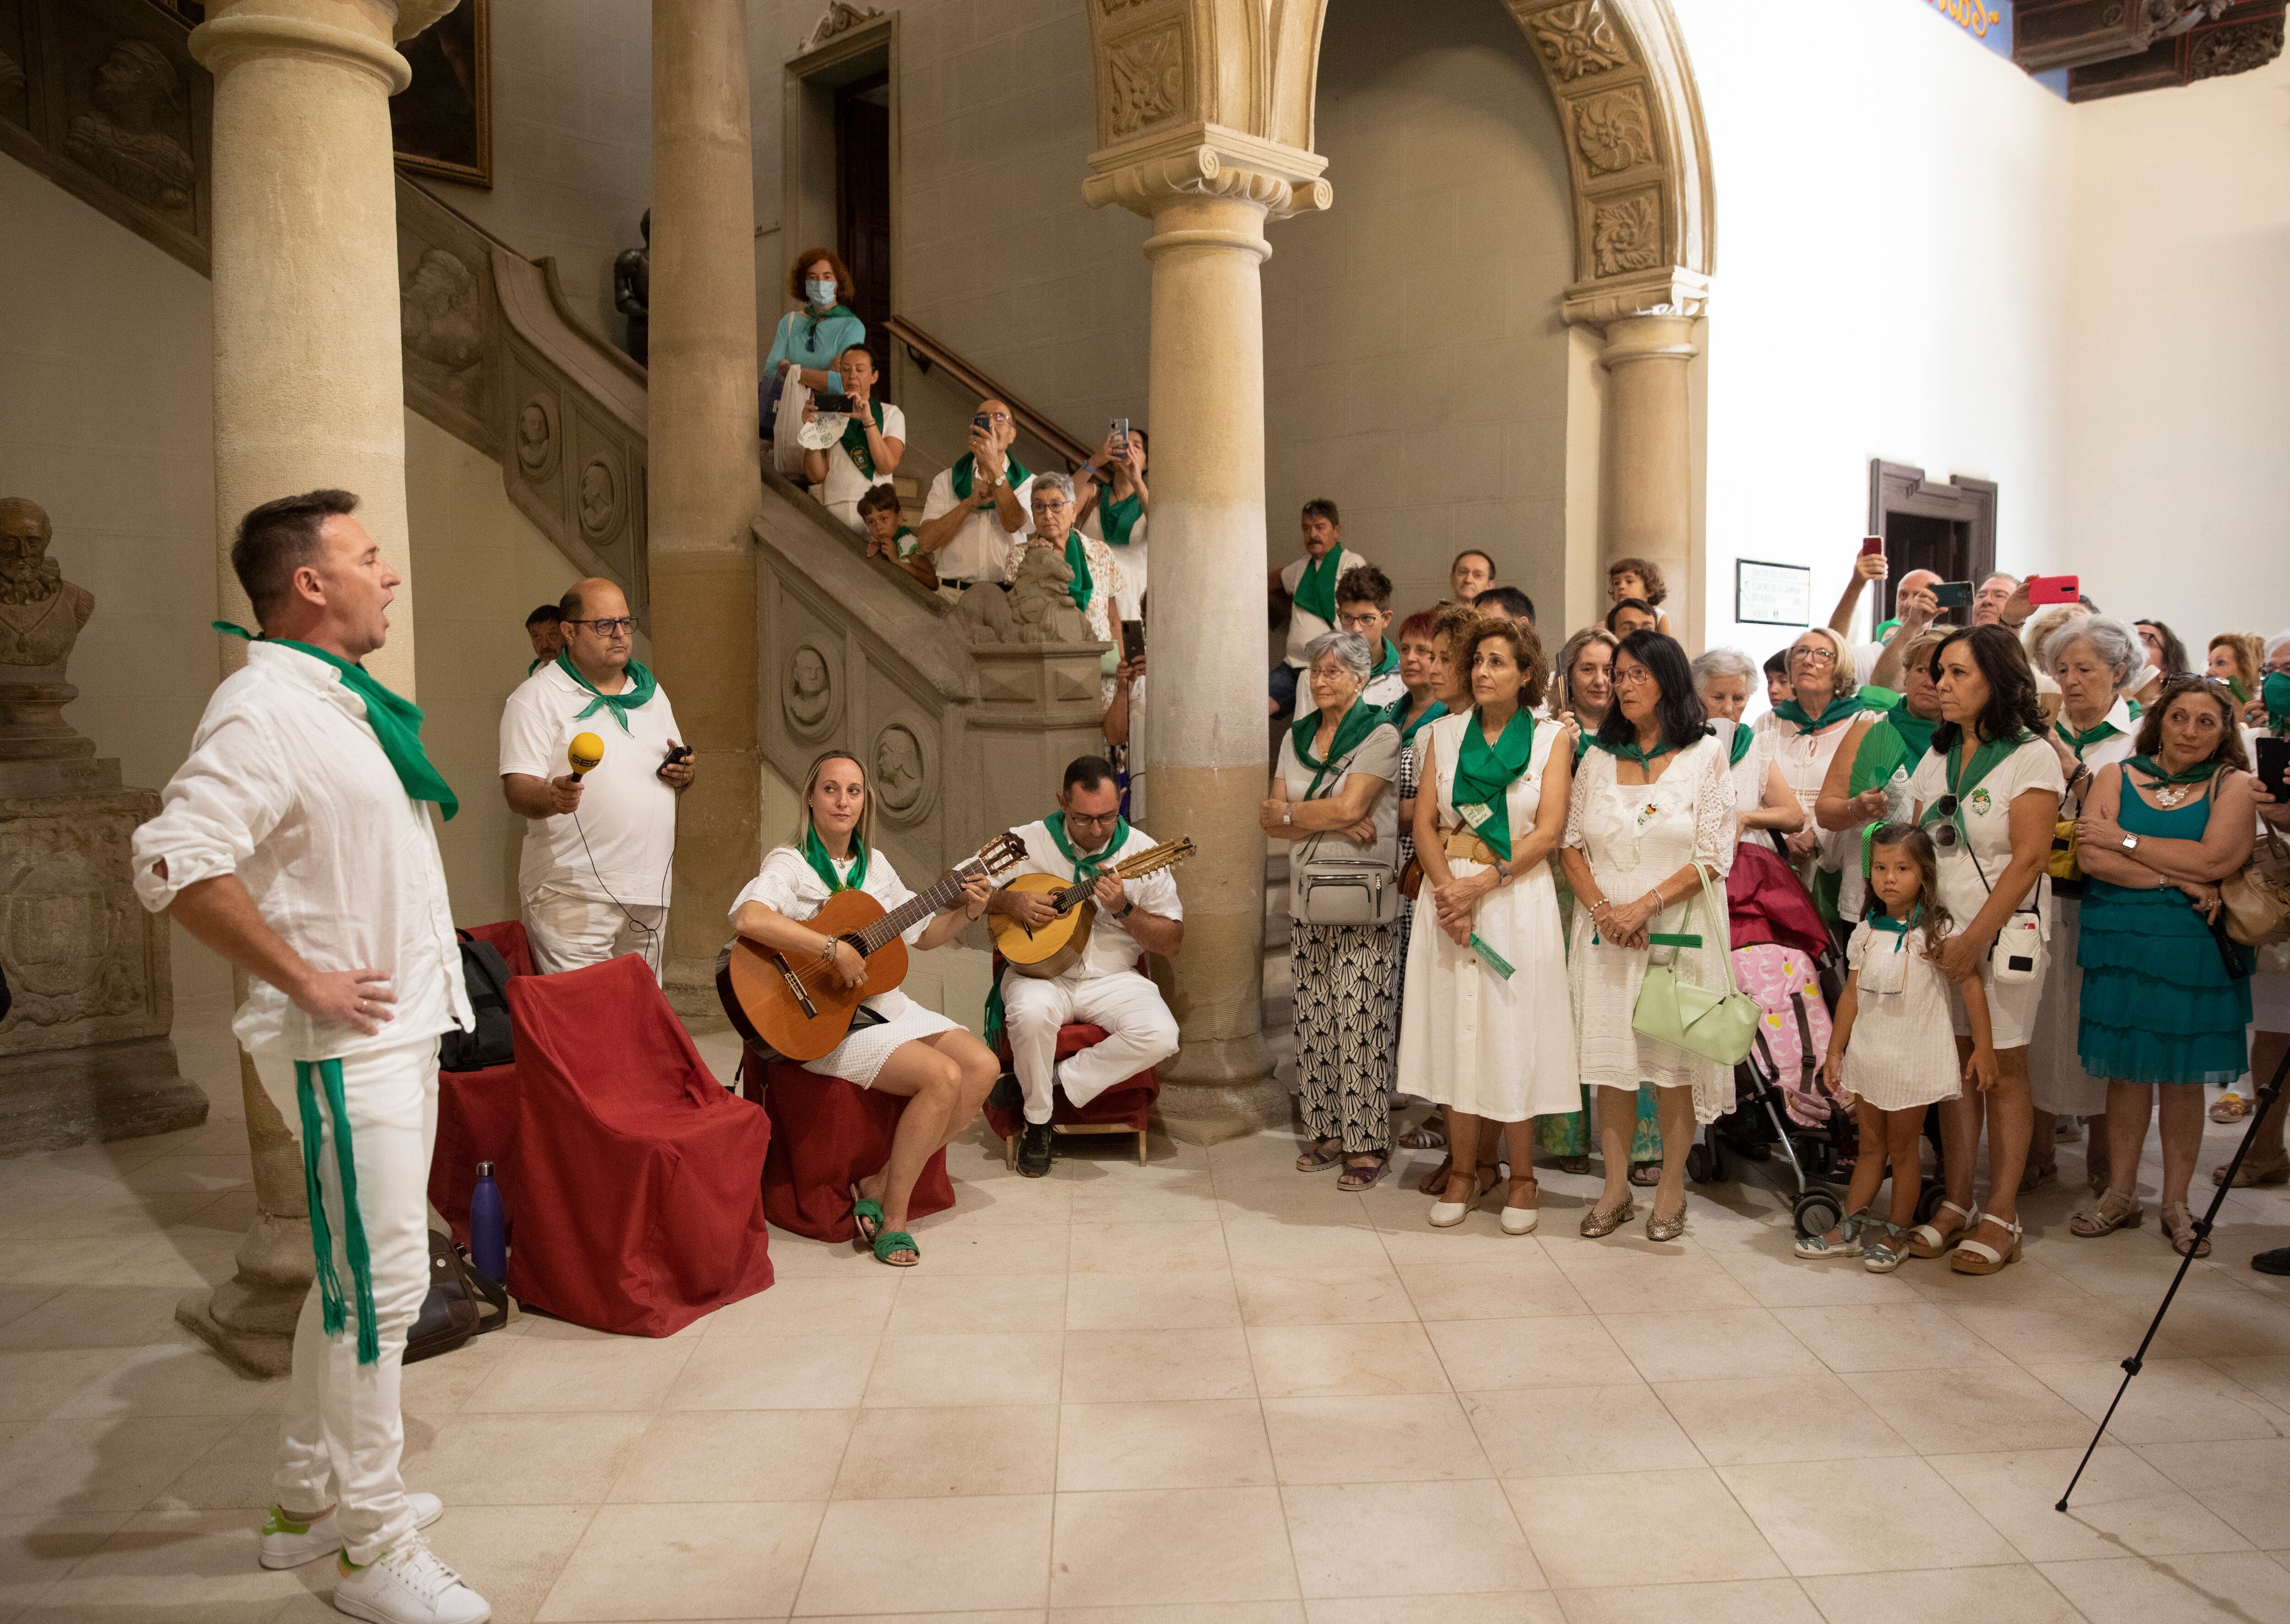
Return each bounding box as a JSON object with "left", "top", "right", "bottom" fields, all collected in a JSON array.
[
  {"left": 2224, "top": 826, "right": 2290, "bottom": 947},
  {"left": 1292, "top": 736, "right": 1398, "bottom": 928},
  {"left": 1399, "top": 856, "right": 1424, "bottom": 901},
  {"left": 2046, "top": 816, "right": 2082, "bottom": 883},
  {"left": 404, "top": 1230, "right": 509, "bottom": 1365},
  {"left": 769, "top": 371, "right": 812, "bottom": 478},
  {"left": 1631, "top": 862, "right": 1761, "bottom": 1068}
]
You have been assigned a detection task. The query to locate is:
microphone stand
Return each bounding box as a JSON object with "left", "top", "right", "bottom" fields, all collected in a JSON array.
[{"left": 2056, "top": 1036, "right": 2289, "bottom": 1511}]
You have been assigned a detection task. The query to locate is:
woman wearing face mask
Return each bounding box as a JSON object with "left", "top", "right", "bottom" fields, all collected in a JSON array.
[
  {"left": 1814, "top": 628, "right": 1948, "bottom": 935},
  {"left": 2021, "top": 616, "right": 2143, "bottom": 1193},
  {"left": 1901, "top": 627, "right": 2063, "bottom": 1275},
  {"left": 1395, "top": 608, "right": 1475, "bottom": 1161},
  {"left": 761, "top": 249, "right": 867, "bottom": 434},
  {"left": 2068, "top": 679, "right": 2257, "bottom": 1257}
]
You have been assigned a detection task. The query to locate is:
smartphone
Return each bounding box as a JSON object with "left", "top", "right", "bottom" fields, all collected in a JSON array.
[
  {"left": 2027, "top": 573, "right": 2080, "bottom": 606},
  {"left": 814, "top": 392, "right": 856, "bottom": 416},
  {"left": 1111, "top": 417, "right": 1130, "bottom": 456},
  {"left": 972, "top": 413, "right": 993, "bottom": 434},
  {"left": 1859, "top": 536, "right": 1884, "bottom": 556},
  {"left": 664, "top": 743, "right": 693, "bottom": 766},
  {"left": 1931, "top": 581, "right": 1974, "bottom": 609},
  {"left": 2257, "top": 737, "right": 2290, "bottom": 801},
  {"left": 1121, "top": 619, "right": 1145, "bottom": 663}
]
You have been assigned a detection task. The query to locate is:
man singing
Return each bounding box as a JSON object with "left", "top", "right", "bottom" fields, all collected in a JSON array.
[
  {"left": 498, "top": 577, "right": 693, "bottom": 976},
  {"left": 131, "top": 490, "right": 489, "bottom": 1624},
  {"left": 987, "top": 757, "right": 1183, "bottom": 1177}
]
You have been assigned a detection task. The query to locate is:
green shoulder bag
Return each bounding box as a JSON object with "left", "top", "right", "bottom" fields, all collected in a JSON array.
[{"left": 1630, "top": 861, "right": 1760, "bottom": 1068}]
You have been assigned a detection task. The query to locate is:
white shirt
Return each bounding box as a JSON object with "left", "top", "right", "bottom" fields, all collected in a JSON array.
[
  {"left": 816, "top": 402, "right": 906, "bottom": 515},
  {"left": 921, "top": 463, "right": 1035, "bottom": 584},
  {"left": 131, "top": 642, "right": 472, "bottom": 1061},
  {"left": 1361, "top": 653, "right": 1406, "bottom": 711},
  {"left": 1909, "top": 733, "right": 2066, "bottom": 936},
  {"left": 731, "top": 845, "right": 935, "bottom": 1022},
  {"left": 1001, "top": 818, "right": 1183, "bottom": 981},
  {"left": 1280, "top": 546, "right": 1369, "bottom": 668},
  {"left": 499, "top": 660, "right": 682, "bottom": 906}
]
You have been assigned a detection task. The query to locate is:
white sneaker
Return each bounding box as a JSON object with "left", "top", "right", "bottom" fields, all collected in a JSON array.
[
  {"left": 258, "top": 1493, "right": 443, "bottom": 1570},
  {"left": 332, "top": 1534, "right": 491, "bottom": 1624}
]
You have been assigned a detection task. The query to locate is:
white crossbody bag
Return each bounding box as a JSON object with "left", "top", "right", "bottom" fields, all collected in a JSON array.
[{"left": 1292, "top": 741, "right": 1398, "bottom": 928}]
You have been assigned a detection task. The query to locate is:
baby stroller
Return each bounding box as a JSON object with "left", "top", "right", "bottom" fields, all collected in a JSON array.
[{"left": 1683, "top": 842, "right": 1854, "bottom": 1238}]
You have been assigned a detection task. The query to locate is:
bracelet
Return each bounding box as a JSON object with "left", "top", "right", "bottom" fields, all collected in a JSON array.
[{"left": 1587, "top": 898, "right": 1614, "bottom": 917}]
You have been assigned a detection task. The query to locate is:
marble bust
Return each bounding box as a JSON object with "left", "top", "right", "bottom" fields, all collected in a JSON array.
[{"left": 0, "top": 498, "right": 94, "bottom": 672}]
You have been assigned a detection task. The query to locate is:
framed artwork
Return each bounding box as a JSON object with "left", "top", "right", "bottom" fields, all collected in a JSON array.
[
  {"left": 1735, "top": 559, "right": 1812, "bottom": 628},
  {"left": 392, "top": 0, "right": 489, "bottom": 188}
]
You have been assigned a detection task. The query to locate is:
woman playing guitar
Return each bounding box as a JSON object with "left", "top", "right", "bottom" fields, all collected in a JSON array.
[{"left": 729, "top": 750, "right": 1001, "bottom": 1267}]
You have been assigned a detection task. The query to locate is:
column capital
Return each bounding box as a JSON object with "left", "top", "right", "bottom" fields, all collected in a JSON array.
[
  {"left": 190, "top": 2, "right": 421, "bottom": 93},
  {"left": 1560, "top": 267, "right": 1711, "bottom": 334},
  {"left": 1083, "top": 122, "right": 1332, "bottom": 223}
]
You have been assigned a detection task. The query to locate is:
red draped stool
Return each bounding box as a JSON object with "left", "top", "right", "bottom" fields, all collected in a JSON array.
[
  {"left": 984, "top": 955, "right": 1161, "bottom": 1167},
  {"left": 505, "top": 956, "right": 774, "bottom": 1336},
  {"left": 741, "top": 1048, "right": 957, "bottom": 1242},
  {"left": 429, "top": 919, "right": 533, "bottom": 1247}
]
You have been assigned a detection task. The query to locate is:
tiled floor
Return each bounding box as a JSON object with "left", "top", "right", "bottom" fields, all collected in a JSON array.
[{"left": 4, "top": 999, "right": 2290, "bottom": 1621}]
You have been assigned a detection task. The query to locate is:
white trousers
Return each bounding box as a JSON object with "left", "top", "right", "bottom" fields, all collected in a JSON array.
[
  {"left": 1001, "top": 969, "right": 1178, "bottom": 1124},
  {"left": 523, "top": 884, "right": 665, "bottom": 979},
  {"left": 251, "top": 1037, "right": 440, "bottom": 1566}
]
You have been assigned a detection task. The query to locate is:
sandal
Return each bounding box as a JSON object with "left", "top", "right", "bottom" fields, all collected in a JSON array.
[
  {"left": 1950, "top": 1212, "right": 2023, "bottom": 1275},
  {"left": 850, "top": 1184, "right": 884, "bottom": 1250},
  {"left": 1337, "top": 1153, "right": 1388, "bottom": 1193},
  {"left": 1863, "top": 1222, "right": 1909, "bottom": 1274},
  {"left": 1296, "top": 1138, "right": 1343, "bottom": 1173},
  {"left": 2068, "top": 1188, "right": 2144, "bottom": 1238},
  {"left": 871, "top": 1229, "right": 919, "bottom": 1267},
  {"left": 1500, "top": 1177, "right": 1539, "bottom": 1236},
  {"left": 1397, "top": 1116, "right": 1448, "bottom": 1151},
  {"left": 2019, "top": 1160, "right": 2056, "bottom": 1195},
  {"left": 1429, "top": 1167, "right": 1479, "bottom": 1228},
  {"left": 1557, "top": 1155, "right": 1592, "bottom": 1175},
  {"left": 1906, "top": 1199, "right": 1974, "bottom": 1258},
  {"left": 1794, "top": 1211, "right": 1868, "bottom": 1259},
  {"left": 1628, "top": 1161, "right": 1662, "bottom": 1188},
  {"left": 2160, "top": 1201, "right": 2212, "bottom": 1259},
  {"left": 2214, "top": 1155, "right": 2290, "bottom": 1188},
  {"left": 2210, "top": 1091, "right": 2249, "bottom": 1124}
]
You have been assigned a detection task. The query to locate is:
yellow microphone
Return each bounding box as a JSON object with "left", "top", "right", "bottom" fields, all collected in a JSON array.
[{"left": 567, "top": 731, "right": 605, "bottom": 783}]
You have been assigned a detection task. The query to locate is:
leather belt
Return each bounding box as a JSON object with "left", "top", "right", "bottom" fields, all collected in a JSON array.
[{"left": 1441, "top": 829, "right": 1497, "bottom": 865}]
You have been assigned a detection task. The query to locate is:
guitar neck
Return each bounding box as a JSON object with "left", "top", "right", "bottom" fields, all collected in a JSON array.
[
  {"left": 1056, "top": 838, "right": 1191, "bottom": 910},
  {"left": 857, "top": 858, "right": 976, "bottom": 954}
]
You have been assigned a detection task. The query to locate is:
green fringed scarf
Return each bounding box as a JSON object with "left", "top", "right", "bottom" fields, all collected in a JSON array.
[
  {"left": 1773, "top": 692, "right": 1867, "bottom": 733},
  {"left": 295, "top": 1058, "right": 380, "bottom": 1365},
  {"left": 1920, "top": 731, "right": 2031, "bottom": 840},
  {"left": 213, "top": 623, "right": 457, "bottom": 821},
  {"left": 985, "top": 813, "right": 1127, "bottom": 1047},
  {"left": 1053, "top": 531, "right": 1095, "bottom": 613},
  {"left": 1392, "top": 698, "right": 1446, "bottom": 749}
]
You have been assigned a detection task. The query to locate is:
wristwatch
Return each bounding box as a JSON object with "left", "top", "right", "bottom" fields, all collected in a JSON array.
[
  {"left": 1115, "top": 901, "right": 1136, "bottom": 920},
  {"left": 1282, "top": 807, "right": 1292, "bottom": 826},
  {"left": 2121, "top": 834, "right": 2140, "bottom": 852}
]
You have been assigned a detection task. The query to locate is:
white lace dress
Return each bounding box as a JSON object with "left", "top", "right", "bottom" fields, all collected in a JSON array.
[
  {"left": 1565, "top": 734, "right": 1738, "bottom": 1123},
  {"left": 1396, "top": 713, "right": 1579, "bottom": 1123}
]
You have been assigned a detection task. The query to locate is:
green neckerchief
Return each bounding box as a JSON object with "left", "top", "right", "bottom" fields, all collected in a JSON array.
[
  {"left": 1292, "top": 699, "right": 1385, "bottom": 800},
  {"left": 1875, "top": 617, "right": 1902, "bottom": 641},
  {"left": 1098, "top": 485, "right": 1144, "bottom": 548},
  {"left": 1452, "top": 705, "right": 1538, "bottom": 862},
  {"left": 1728, "top": 721, "right": 1755, "bottom": 768},
  {"left": 801, "top": 824, "right": 869, "bottom": 893},
  {"left": 838, "top": 399, "right": 886, "bottom": 478},
  {"left": 1866, "top": 903, "right": 1922, "bottom": 954},
  {"left": 1371, "top": 638, "right": 1400, "bottom": 678},
  {"left": 1292, "top": 548, "right": 1343, "bottom": 626},
  {"left": 1056, "top": 531, "right": 1094, "bottom": 613},
  {"left": 213, "top": 623, "right": 458, "bottom": 821},
  {"left": 1887, "top": 698, "right": 1939, "bottom": 761},
  {"left": 555, "top": 649, "right": 657, "bottom": 736},
  {"left": 1045, "top": 811, "right": 1130, "bottom": 880},
  {"left": 949, "top": 449, "right": 1031, "bottom": 501},
  {"left": 803, "top": 301, "right": 856, "bottom": 338},
  {"left": 1773, "top": 692, "right": 1866, "bottom": 733},
  {"left": 1392, "top": 697, "right": 1446, "bottom": 749},
  {"left": 527, "top": 656, "right": 543, "bottom": 675},
  {"left": 2055, "top": 711, "right": 2125, "bottom": 759},
  {"left": 890, "top": 524, "right": 920, "bottom": 558},
  {"left": 1588, "top": 732, "right": 1679, "bottom": 770},
  {"left": 1920, "top": 731, "right": 2028, "bottom": 839},
  {"left": 294, "top": 1058, "right": 380, "bottom": 1365},
  {"left": 2124, "top": 754, "right": 2226, "bottom": 790}
]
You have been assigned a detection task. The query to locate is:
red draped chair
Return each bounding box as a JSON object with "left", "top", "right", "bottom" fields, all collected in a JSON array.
[
  {"left": 741, "top": 1048, "right": 957, "bottom": 1243},
  {"left": 982, "top": 955, "right": 1160, "bottom": 1167},
  {"left": 505, "top": 956, "right": 774, "bottom": 1336},
  {"left": 429, "top": 920, "right": 534, "bottom": 1248}
]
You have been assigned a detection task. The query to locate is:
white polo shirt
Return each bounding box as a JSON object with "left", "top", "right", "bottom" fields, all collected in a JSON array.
[
  {"left": 816, "top": 402, "right": 906, "bottom": 520},
  {"left": 499, "top": 659, "right": 683, "bottom": 907},
  {"left": 920, "top": 463, "right": 1034, "bottom": 584},
  {"left": 1281, "top": 546, "right": 1369, "bottom": 668}
]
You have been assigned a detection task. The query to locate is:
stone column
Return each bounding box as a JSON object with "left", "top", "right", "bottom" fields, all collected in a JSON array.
[
  {"left": 648, "top": 0, "right": 761, "bottom": 1010},
  {"left": 179, "top": 0, "right": 461, "bottom": 1377},
  {"left": 1085, "top": 135, "right": 1330, "bottom": 1143},
  {"left": 1565, "top": 272, "right": 1708, "bottom": 640}
]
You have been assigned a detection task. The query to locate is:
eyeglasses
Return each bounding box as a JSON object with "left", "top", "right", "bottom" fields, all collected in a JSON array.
[
  {"left": 569, "top": 616, "right": 638, "bottom": 636},
  {"left": 1612, "top": 668, "right": 1659, "bottom": 688},
  {"left": 1337, "top": 611, "right": 1384, "bottom": 631},
  {"left": 1927, "top": 796, "right": 1961, "bottom": 849},
  {"left": 1790, "top": 647, "right": 1837, "bottom": 666},
  {"left": 1065, "top": 808, "right": 1122, "bottom": 828}
]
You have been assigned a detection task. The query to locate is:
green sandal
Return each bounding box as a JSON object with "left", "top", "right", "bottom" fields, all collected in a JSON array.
[
  {"left": 850, "top": 1184, "right": 884, "bottom": 1250},
  {"left": 872, "top": 1229, "right": 919, "bottom": 1267}
]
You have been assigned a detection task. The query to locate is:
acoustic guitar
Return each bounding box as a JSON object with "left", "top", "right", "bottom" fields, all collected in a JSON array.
[
  {"left": 989, "top": 835, "right": 1196, "bottom": 980},
  {"left": 717, "top": 832, "right": 1028, "bottom": 1062}
]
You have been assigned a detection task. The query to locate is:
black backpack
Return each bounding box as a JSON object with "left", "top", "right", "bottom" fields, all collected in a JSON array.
[{"left": 438, "top": 932, "right": 515, "bottom": 1073}]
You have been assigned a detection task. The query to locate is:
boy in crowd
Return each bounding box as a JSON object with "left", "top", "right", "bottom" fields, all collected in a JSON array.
[
  {"left": 1336, "top": 564, "right": 1404, "bottom": 708},
  {"left": 857, "top": 483, "right": 937, "bottom": 590}
]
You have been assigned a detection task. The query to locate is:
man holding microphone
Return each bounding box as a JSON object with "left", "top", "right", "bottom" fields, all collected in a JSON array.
[{"left": 499, "top": 577, "right": 693, "bottom": 976}]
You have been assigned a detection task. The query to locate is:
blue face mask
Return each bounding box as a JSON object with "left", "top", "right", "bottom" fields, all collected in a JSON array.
[
  {"left": 2265, "top": 668, "right": 2290, "bottom": 720},
  {"left": 807, "top": 278, "right": 837, "bottom": 308}
]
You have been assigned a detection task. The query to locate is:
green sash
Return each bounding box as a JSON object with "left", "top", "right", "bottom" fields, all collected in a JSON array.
[
  {"left": 1056, "top": 531, "right": 1094, "bottom": 613},
  {"left": 1291, "top": 699, "right": 1385, "bottom": 800},
  {"left": 1452, "top": 706, "right": 1538, "bottom": 862},
  {"left": 1773, "top": 693, "right": 1867, "bottom": 732},
  {"left": 555, "top": 649, "right": 658, "bottom": 736},
  {"left": 1292, "top": 548, "right": 1343, "bottom": 625},
  {"left": 213, "top": 623, "right": 457, "bottom": 821},
  {"left": 949, "top": 450, "right": 1031, "bottom": 501},
  {"left": 802, "top": 824, "right": 868, "bottom": 893},
  {"left": 294, "top": 1058, "right": 380, "bottom": 1365},
  {"left": 803, "top": 301, "right": 856, "bottom": 338},
  {"left": 1098, "top": 486, "right": 1144, "bottom": 548},
  {"left": 1392, "top": 698, "right": 1446, "bottom": 749},
  {"left": 838, "top": 400, "right": 886, "bottom": 478}
]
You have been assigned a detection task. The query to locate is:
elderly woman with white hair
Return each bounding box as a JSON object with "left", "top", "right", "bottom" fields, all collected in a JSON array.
[
  {"left": 1769, "top": 626, "right": 1872, "bottom": 921},
  {"left": 2020, "top": 614, "right": 2145, "bottom": 1191},
  {"left": 1692, "top": 647, "right": 1804, "bottom": 846},
  {"left": 1263, "top": 630, "right": 1404, "bottom": 1190},
  {"left": 1013, "top": 470, "right": 1126, "bottom": 652}
]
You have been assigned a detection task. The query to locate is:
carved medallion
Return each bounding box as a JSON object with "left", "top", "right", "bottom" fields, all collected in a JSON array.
[
  {"left": 1107, "top": 22, "right": 1184, "bottom": 138},
  {"left": 1590, "top": 191, "right": 1664, "bottom": 278},
  {"left": 578, "top": 458, "right": 620, "bottom": 540},
  {"left": 871, "top": 722, "right": 931, "bottom": 820},
  {"left": 783, "top": 643, "right": 839, "bottom": 741},
  {"left": 61, "top": 37, "right": 194, "bottom": 223},
  {"left": 401, "top": 246, "right": 487, "bottom": 417},
  {"left": 1526, "top": 0, "right": 1631, "bottom": 82},
  {"left": 515, "top": 395, "right": 558, "bottom": 482},
  {"left": 1571, "top": 88, "right": 1656, "bottom": 176}
]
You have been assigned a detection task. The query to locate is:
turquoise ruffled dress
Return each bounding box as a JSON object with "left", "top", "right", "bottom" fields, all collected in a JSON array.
[{"left": 2077, "top": 789, "right": 2253, "bottom": 1084}]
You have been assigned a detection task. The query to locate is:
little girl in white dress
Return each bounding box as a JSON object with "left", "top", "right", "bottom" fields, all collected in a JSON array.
[{"left": 1799, "top": 824, "right": 1996, "bottom": 1272}]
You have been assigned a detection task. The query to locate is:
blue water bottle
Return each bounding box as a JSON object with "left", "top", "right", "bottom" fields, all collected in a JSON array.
[{"left": 469, "top": 1161, "right": 507, "bottom": 1283}]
